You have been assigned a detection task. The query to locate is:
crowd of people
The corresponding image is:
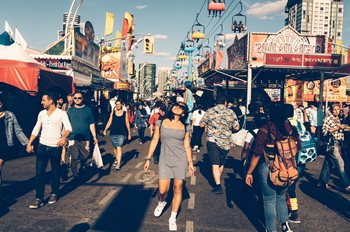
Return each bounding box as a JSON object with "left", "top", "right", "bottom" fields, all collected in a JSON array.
[{"left": 0, "top": 87, "right": 350, "bottom": 231}]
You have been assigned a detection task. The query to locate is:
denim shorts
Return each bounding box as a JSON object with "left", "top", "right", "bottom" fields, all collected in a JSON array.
[{"left": 110, "top": 135, "right": 125, "bottom": 148}]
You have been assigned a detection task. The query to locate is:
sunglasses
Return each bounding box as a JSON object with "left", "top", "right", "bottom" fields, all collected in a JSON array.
[{"left": 74, "top": 97, "right": 83, "bottom": 100}]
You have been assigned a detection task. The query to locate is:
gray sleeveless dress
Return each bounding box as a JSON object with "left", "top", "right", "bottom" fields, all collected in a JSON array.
[{"left": 156, "top": 120, "right": 190, "bottom": 180}]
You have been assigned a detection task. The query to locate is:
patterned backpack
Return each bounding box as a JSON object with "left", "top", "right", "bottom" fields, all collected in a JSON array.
[{"left": 262, "top": 124, "right": 299, "bottom": 187}]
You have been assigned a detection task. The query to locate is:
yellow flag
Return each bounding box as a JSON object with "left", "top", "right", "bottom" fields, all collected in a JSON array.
[
  {"left": 115, "top": 31, "right": 122, "bottom": 48},
  {"left": 104, "top": 12, "right": 114, "bottom": 36}
]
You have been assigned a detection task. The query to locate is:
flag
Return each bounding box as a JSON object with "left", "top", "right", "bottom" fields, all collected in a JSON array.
[
  {"left": 115, "top": 31, "right": 122, "bottom": 48},
  {"left": 104, "top": 12, "right": 115, "bottom": 36},
  {"left": 5, "top": 21, "right": 14, "bottom": 38},
  {"left": 121, "top": 12, "right": 134, "bottom": 39},
  {"left": 215, "top": 48, "right": 224, "bottom": 69},
  {"left": 209, "top": 53, "right": 214, "bottom": 69},
  {"left": 15, "top": 28, "right": 27, "bottom": 49}
]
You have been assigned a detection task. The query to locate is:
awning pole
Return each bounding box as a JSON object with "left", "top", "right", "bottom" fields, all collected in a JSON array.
[
  {"left": 319, "top": 71, "right": 325, "bottom": 111},
  {"left": 325, "top": 79, "right": 329, "bottom": 112},
  {"left": 246, "top": 65, "right": 252, "bottom": 112}
]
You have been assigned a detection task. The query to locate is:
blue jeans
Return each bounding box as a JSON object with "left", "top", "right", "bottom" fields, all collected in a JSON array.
[
  {"left": 257, "top": 162, "right": 289, "bottom": 232},
  {"left": 319, "top": 140, "right": 350, "bottom": 187},
  {"left": 35, "top": 144, "right": 62, "bottom": 199}
]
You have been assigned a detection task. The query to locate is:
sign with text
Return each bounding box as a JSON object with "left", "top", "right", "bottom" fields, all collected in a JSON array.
[
  {"left": 36, "top": 58, "right": 72, "bottom": 70},
  {"left": 265, "top": 53, "right": 342, "bottom": 68},
  {"left": 249, "top": 26, "right": 325, "bottom": 66},
  {"left": 265, "top": 54, "right": 303, "bottom": 66}
]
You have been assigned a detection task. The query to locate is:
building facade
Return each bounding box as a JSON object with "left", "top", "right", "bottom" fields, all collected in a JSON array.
[
  {"left": 157, "top": 67, "right": 171, "bottom": 94},
  {"left": 138, "top": 63, "right": 156, "bottom": 99},
  {"left": 285, "top": 0, "right": 344, "bottom": 42}
]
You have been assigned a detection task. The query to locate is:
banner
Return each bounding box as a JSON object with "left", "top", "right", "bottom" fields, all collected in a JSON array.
[
  {"left": 215, "top": 48, "right": 224, "bottom": 69},
  {"left": 121, "top": 12, "right": 134, "bottom": 38},
  {"left": 104, "top": 12, "right": 115, "bottom": 36}
]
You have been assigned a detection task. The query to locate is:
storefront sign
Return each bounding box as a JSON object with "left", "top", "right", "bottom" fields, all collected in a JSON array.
[
  {"left": 249, "top": 26, "right": 325, "bottom": 66},
  {"left": 285, "top": 79, "right": 304, "bottom": 104},
  {"left": 36, "top": 59, "right": 72, "bottom": 70},
  {"left": 303, "top": 77, "right": 347, "bottom": 102},
  {"left": 252, "top": 79, "right": 284, "bottom": 89},
  {"left": 72, "top": 59, "right": 100, "bottom": 77},
  {"left": 265, "top": 54, "right": 303, "bottom": 66},
  {"left": 114, "top": 81, "right": 130, "bottom": 90},
  {"left": 74, "top": 31, "right": 100, "bottom": 68},
  {"left": 265, "top": 53, "right": 341, "bottom": 68},
  {"left": 101, "top": 52, "right": 120, "bottom": 79},
  {"left": 303, "top": 54, "right": 341, "bottom": 68}
]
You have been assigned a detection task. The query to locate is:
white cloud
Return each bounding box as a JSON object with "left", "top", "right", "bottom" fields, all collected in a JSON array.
[
  {"left": 135, "top": 5, "right": 147, "bottom": 10},
  {"left": 153, "top": 34, "right": 168, "bottom": 41},
  {"left": 246, "top": 0, "right": 287, "bottom": 20},
  {"left": 151, "top": 52, "right": 171, "bottom": 57}
]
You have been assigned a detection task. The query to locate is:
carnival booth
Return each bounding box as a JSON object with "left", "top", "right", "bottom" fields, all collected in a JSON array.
[
  {"left": 0, "top": 33, "right": 75, "bottom": 134},
  {"left": 198, "top": 26, "right": 348, "bottom": 108}
]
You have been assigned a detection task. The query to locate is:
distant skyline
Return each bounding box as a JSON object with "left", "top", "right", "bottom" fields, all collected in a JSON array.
[{"left": 1, "top": 0, "right": 349, "bottom": 69}]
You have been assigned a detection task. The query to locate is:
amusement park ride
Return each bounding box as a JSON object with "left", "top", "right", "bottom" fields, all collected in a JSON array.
[{"left": 171, "top": 0, "right": 247, "bottom": 86}]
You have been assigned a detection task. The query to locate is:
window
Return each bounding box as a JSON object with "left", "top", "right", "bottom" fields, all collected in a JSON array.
[
  {"left": 320, "top": 7, "right": 323, "bottom": 11},
  {"left": 324, "top": 32, "right": 327, "bottom": 35},
  {"left": 338, "top": 32, "right": 341, "bottom": 36},
  {"left": 339, "top": 8, "right": 343, "bottom": 13}
]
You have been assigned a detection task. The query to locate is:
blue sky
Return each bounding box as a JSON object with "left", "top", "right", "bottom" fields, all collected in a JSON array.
[{"left": 1, "top": 0, "right": 349, "bottom": 69}]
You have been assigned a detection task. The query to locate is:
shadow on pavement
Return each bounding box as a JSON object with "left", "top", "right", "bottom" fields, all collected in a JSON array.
[
  {"left": 121, "top": 149, "right": 139, "bottom": 168},
  {"left": 92, "top": 184, "right": 153, "bottom": 232},
  {"left": 69, "top": 223, "right": 90, "bottom": 232},
  {"left": 299, "top": 175, "right": 350, "bottom": 222},
  {"left": 224, "top": 156, "right": 266, "bottom": 232},
  {"left": 196, "top": 153, "right": 216, "bottom": 188},
  {"left": 0, "top": 176, "right": 36, "bottom": 217}
]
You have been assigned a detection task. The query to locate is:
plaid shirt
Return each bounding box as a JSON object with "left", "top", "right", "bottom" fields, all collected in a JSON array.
[{"left": 322, "top": 113, "right": 344, "bottom": 141}]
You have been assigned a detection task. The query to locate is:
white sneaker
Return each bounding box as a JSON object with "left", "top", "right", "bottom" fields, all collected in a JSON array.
[
  {"left": 192, "top": 145, "right": 198, "bottom": 151},
  {"left": 168, "top": 218, "right": 177, "bottom": 231},
  {"left": 197, "top": 149, "right": 200, "bottom": 153},
  {"left": 153, "top": 201, "right": 167, "bottom": 217}
]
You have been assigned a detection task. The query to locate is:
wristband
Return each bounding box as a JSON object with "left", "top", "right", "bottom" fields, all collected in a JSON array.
[{"left": 144, "top": 157, "right": 151, "bottom": 161}]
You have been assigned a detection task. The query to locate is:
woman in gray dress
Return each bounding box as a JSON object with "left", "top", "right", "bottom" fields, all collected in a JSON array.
[{"left": 144, "top": 102, "right": 195, "bottom": 231}]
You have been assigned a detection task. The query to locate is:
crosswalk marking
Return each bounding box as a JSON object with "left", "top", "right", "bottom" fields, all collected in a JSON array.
[
  {"left": 190, "top": 175, "right": 196, "bottom": 185},
  {"left": 98, "top": 188, "right": 120, "bottom": 205},
  {"left": 135, "top": 161, "right": 143, "bottom": 169},
  {"left": 186, "top": 221, "right": 194, "bottom": 232},
  {"left": 188, "top": 193, "right": 195, "bottom": 209},
  {"left": 121, "top": 173, "right": 133, "bottom": 183}
]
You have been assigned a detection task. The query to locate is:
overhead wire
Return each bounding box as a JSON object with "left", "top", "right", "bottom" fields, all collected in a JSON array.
[{"left": 173, "top": 0, "right": 243, "bottom": 67}]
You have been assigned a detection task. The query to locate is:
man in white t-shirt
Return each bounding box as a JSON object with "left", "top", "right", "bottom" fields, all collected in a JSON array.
[
  {"left": 191, "top": 107, "right": 206, "bottom": 152},
  {"left": 26, "top": 93, "right": 72, "bottom": 209}
]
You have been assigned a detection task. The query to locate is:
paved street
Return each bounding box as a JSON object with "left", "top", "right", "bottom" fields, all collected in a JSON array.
[{"left": 0, "top": 131, "right": 349, "bottom": 232}]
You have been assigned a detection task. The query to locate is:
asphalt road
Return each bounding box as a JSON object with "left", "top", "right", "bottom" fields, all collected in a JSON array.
[{"left": 0, "top": 131, "right": 349, "bottom": 232}]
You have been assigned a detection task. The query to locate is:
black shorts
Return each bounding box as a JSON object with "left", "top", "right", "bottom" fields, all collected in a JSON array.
[{"left": 207, "top": 142, "right": 230, "bottom": 166}]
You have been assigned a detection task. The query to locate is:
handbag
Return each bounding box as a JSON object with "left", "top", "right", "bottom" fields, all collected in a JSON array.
[
  {"left": 232, "top": 129, "right": 249, "bottom": 147},
  {"left": 92, "top": 144, "right": 104, "bottom": 168}
]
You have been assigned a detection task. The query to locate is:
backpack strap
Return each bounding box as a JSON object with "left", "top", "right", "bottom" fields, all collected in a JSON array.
[{"left": 296, "top": 120, "right": 303, "bottom": 134}]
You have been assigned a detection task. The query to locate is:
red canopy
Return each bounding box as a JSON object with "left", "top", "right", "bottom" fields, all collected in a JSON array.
[{"left": 0, "top": 43, "right": 75, "bottom": 94}]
